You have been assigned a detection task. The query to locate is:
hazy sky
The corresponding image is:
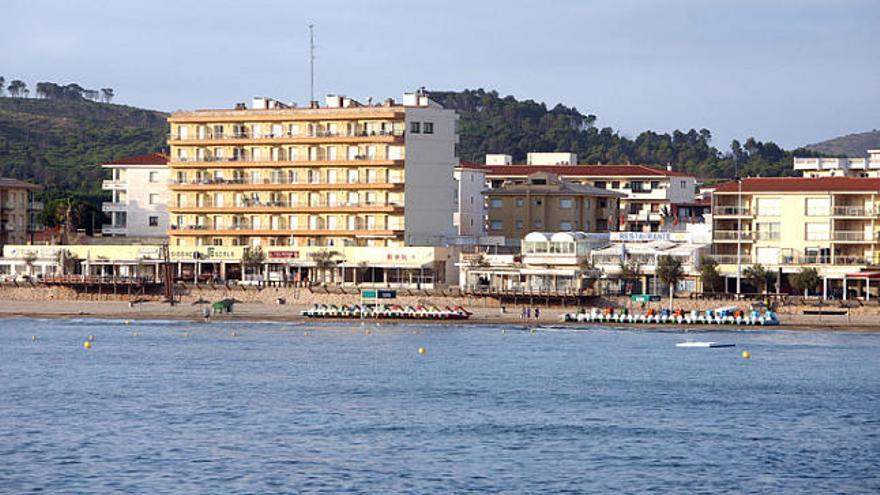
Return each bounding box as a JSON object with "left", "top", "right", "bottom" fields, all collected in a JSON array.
[{"left": 3, "top": 0, "right": 878, "bottom": 150}]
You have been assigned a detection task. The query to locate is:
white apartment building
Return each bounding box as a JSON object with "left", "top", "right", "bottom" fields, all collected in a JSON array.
[
  {"left": 794, "top": 149, "right": 880, "bottom": 177},
  {"left": 453, "top": 161, "right": 488, "bottom": 238},
  {"left": 101, "top": 153, "right": 170, "bottom": 239}
]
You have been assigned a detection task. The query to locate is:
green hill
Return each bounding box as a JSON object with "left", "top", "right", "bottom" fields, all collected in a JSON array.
[
  {"left": 0, "top": 97, "right": 167, "bottom": 195},
  {"left": 805, "top": 130, "right": 880, "bottom": 157}
]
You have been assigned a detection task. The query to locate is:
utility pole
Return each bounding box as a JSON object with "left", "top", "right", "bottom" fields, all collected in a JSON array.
[
  {"left": 309, "top": 24, "right": 315, "bottom": 104},
  {"left": 736, "top": 163, "right": 742, "bottom": 296}
]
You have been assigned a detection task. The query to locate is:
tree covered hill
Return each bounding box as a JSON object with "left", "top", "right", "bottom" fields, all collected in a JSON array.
[
  {"left": 0, "top": 96, "right": 167, "bottom": 197},
  {"left": 431, "top": 89, "right": 820, "bottom": 179},
  {"left": 805, "top": 129, "right": 880, "bottom": 157}
]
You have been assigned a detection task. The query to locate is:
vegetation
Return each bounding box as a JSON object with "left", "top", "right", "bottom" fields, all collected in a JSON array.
[
  {"left": 430, "top": 89, "right": 823, "bottom": 178},
  {"left": 743, "top": 264, "right": 775, "bottom": 294},
  {"left": 656, "top": 255, "right": 684, "bottom": 298},
  {"left": 241, "top": 247, "right": 266, "bottom": 278},
  {"left": 788, "top": 267, "right": 821, "bottom": 297},
  {"left": 806, "top": 130, "right": 880, "bottom": 157},
  {"left": 309, "top": 250, "right": 343, "bottom": 284},
  {"left": 698, "top": 256, "right": 724, "bottom": 292}
]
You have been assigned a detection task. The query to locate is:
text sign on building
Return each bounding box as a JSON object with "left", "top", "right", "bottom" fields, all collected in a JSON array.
[
  {"left": 361, "top": 289, "right": 397, "bottom": 299},
  {"left": 631, "top": 294, "right": 661, "bottom": 302},
  {"left": 611, "top": 232, "right": 671, "bottom": 242}
]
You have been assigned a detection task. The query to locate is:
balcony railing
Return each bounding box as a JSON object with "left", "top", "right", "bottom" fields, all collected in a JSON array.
[
  {"left": 171, "top": 200, "right": 403, "bottom": 209},
  {"left": 170, "top": 129, "right": 404, "bottom": 142},
  {"left": 832, "top": 231, "right": 875, "bottom": 242},
  {"left": 714, "top": 206, "right": 751, "bottom": 216},
  {"left": 172, "top": 154, "right": 394, "bottom": 164},
  {"left": 171, "top": 177, "right": 403, "bottom": 186},
  {"left": 832, "top": 206, "right": 876, "bottom": 216},
  {"left": 709, "top": 255, "right": 753, "bottom": 265},
  {"left": 169, "top": 223, "right": 400, "bottom": 232},
  {"left": 714, "top": 231, "right": 753, "bottom": 241}
]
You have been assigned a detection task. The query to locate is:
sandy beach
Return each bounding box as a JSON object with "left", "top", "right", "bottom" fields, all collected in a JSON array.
[{"left": 0, "top": 299, "right": 878, "bottom": 331}]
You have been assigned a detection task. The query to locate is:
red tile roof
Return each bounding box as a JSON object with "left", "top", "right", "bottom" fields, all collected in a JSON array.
[
  {"left": 104, "top": 152, "right": 168, "bottom": 166},
  {"left": 484, "top": 164, "right": 694, "bottom": 178},
  {"left": 456, "top": 160, "right": 490, "bottom": 170},
  {"left": 714, "top": 177, "right": 880, "bottom": 193}
]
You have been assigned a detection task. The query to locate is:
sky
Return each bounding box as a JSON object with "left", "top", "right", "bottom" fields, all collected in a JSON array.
[{"left": 2, "top": 0, "right": 878, "bottom": 150}]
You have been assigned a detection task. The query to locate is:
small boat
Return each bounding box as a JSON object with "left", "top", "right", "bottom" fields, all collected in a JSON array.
[{"left": 675, "top": 342, "right": 736, "bottom": 348}]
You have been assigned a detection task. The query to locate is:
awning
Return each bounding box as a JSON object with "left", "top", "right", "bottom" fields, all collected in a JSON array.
[{"left": 844, "top": 271, "right": 880, "bottom": 279}]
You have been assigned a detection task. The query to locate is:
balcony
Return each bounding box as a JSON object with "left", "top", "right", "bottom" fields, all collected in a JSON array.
[
  {"left": 168, "top": 129, "right": 405, "bottom": 145},
  {"left": 28, "top": 201, "right": 44, "bottom": 211},
  {"left": 832, "top": 231, "right": 875, "bottom": 242},
  {"left": 714, "top": 231, "right": 753, "bottom": 242},
  {"left": 102, "top": 225, "right": 126, "bottom": 235},
  {"left": 832, "top": 206, "right": 876, "bottom": 217},
  {"left": 101, "top": 201, "right": 127, "bottom": 212},
  {"left": 102, "top": 179, "right": 126, "bottom": 189},
  {"left": 169, "top": 200, "right": 404, "bottom": 213},
  {"left": 714, "top": 206, "right": 752, "bottom": 217},
  {"left": 709, "top": 254, "right": 753, "bottom": 265},
  {"left": 169, "top": 177, "right": 404, "bottom": 190}
]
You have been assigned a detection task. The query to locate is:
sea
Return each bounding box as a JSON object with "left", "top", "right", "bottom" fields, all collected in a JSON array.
[{"left": 0, "top": 318, "right": 878, "bottom": 494}]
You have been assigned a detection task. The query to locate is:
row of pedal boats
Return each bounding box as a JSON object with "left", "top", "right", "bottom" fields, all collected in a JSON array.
[
  {"left": 563, "top": 306, "right": 779, "bottom": 326},
  {"left": 302, "top": 303, "right": 472, "bottom": 320}
]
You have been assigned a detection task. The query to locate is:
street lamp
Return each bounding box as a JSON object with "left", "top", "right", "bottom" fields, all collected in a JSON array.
[{"left": 736, "top": 175, "right": 742, "bottom": 295}]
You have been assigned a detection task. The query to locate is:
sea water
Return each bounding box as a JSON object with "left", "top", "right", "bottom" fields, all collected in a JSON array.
[{"left": 0, "top": 319, "right": 878, "bottom": 494}]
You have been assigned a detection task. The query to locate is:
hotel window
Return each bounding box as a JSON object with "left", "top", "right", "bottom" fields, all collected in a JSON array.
[
  {"left": 805, "top": 222, "right": 830, "bottom": 241},
  {"left": 534, "top": 219, "right": 543, "bottom": 229},
  {"left": 272, "top": 124, "right": 283, "bottom": 137},
  {"left": 559, "top": 198, "right": 573, "bottom": 209},
  {"left": 515, "top": 198, "right": 524, "bottom": 207},
  {"left": 559, "top": 221, "right": 573, "bottom": 231},
  {"left": 212, "top": 238, "right": 223, "bottom": 246},
  {"left": 756, "top": 198, "right": 781, "bottom": 216},
  {"left": 148, "top": 194, "right": 159, "bottom": 205},
  {"left": 289, "top": 147, "right": 299, "bottom": 161},
  {"left": 805, "top": 198, "right": 830, "bottom": 216},
  {"left": 490, "top": 198, "right": 503, "bottom": 209},
  {"left": 680, "top": 180, "right": 686, "bottom": 188},
  {"left": 423, "top": 122, "right": 434, "bottom": 134},
  {"left": 148, "top": 216, "right": 158, "bottom": 227},
  {"left": 410, "top": 121, "right": 421, "bottom": 134},
  {"left": 515, "top": 219, "right": 524, "bottom": 230},
  {"left": 289, "top": 124, "right": 300, "bottom": 136},
  {"left": 212, "top": 125, "right": 223, "bottom": 138},
  {"left": 251, "top": 171, "right": 261, "bottom": 184},
  {"left": 149, "top": 171, "right": 159, "bottom": 183},
  {"left": 756, "top": 222, "right": 781, "bottom": 241},
  {"left": 594, "top": 181, "right": 606, "bottom": 189},
  {"left": 611, "top": 181, "right": 620, "bottom": 189},
  {"left": 631, "top": 181, "right": 645, "bottom": 192},
  {"left": 490, "top": 220, "right": 503, "bottom": 231},
  {"left": 650, "top": 181, "right": 660, "bottom": 190}
]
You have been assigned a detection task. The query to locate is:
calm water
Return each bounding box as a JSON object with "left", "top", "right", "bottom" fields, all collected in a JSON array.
[{"left": 0, "top": 318, "right": 878, "bottom": 494}]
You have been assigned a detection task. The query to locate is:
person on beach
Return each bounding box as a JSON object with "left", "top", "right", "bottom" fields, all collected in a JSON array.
[
  {"left": 202, "top": 306, "right": 211, "bottom": 323},
  {"left": 534, "top": 308, "right": 540, "bottom": 319},
  {"left": 521, "top": 307, "right": 527, "bottom": 320},
  {"left": 526, "top": 307, "right": 531, "bottom": 319}
]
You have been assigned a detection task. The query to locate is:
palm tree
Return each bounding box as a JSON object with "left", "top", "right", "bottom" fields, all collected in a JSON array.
[
  {"left": 309, "top": 250, "right": 342, "bottom": 285},
  {"left": 656, "top": 255, "right": 684, "bottom": 309},
  {"left": 101, "top": 88, "right": 114, "bottom": 103},
  {"left": 7, "top": 79, "right": 26, "bottom": 97}
]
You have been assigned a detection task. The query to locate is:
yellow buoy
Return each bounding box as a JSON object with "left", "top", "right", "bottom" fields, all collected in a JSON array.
[
  {"left": 418, "top": 347, "right": 426, "bottom": 354},
  {"left": 83, "top": 341, "right": 92, "bottom": 349},
  {"left": 742, "top": 351, "right": 751, "bottom": 359}
]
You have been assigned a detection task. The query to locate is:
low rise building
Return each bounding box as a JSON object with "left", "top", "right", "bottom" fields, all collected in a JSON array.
[
  {"left": 101, "top": 153, "right": 170, "bottom": 239},
  {"left": 453, "top": 161, "right": 488, "bottom": 238},
  {"left": 484, "top": 172, "right": 624, "bottom": 246},
  {"left": 0, "top": 178, "right": 42, "bottom": 250},
  {"left": 712, "top": 177, "right": 880, "bottom": 298},
  {"left": 485, "top": 162, "right": 697, "bottom": 232},
  {"left": 794, "top": 150, "right": 880, "bottom": 178}
]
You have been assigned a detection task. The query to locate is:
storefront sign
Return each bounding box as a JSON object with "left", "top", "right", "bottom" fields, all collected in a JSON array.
[
  {"left": 268, "top": 250, "right": 300, "bottom": 259},
  {"left": 611, "top": 232, "right": 671, "bottom": 242}
]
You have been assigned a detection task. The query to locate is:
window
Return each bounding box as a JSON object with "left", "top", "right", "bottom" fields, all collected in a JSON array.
[
  {"left": 148, "top": 216, "right": 158, "bottom": 227},
  {"left": 515, "top": 198, "right": 524, "bottom": 207},
  {"left": 535, "top": 199, "right": 543, "bottom": 206},
  {"left": 599, "top": 199, "right": 608, "bottom": 208},
  {"left": 149, "top": 171, "right": 159, "bottom": 183},
  {"left": 650, "top": 181, "right": 660, "bottom": 190},
  {"left": 490, "top": 220, "right": 503, "bottom": 231},
  {"left": 611, "top": 181, "right": 620, "bottom": 189},
  {"left": 515, "top": 219, "right": 524, "bottom": 230},
  {"left": 584, "top": 199, "right": 591, "bottom": 209},
  {"left": 148, "top": 193, "right": 159, "bottom": 205},
  {"left": 631, "top": 181, "right": 645, "bottom": 192},
  {"left": 756, "top": 198, "right": 781, "bottom": 216},
  {"left": 756, "top": 222, "right": 780, "bottom": 240},
  {"left": 680, "top": 180, "right": 686, "bottom": 188},
  {"left": 559, "top": 198, "right": 573, "bottom": 209},
  {"left": 212, "top": 238, "right": 223, "bottom": 246},
  {"left": 806, "top": 223, "right": 830, "bottom": 241},
  {"left": 423, "top": 122, "right": 434, "bottom": 134},
  {"left": 534, "top": 219, "right": 543, "bottom": 229},
  {"left": 594, "top": 181, "right": 606, "bottom": 189},
  {"left": 410, "top": 122, "right": 421, "bottom": 134},
  {"left": 559, "top": 221, "right": 573, "bottom": 231},
  {"left": 490, "top": 198, "right": 503, "bottom": 209},
  {"left": 805, "top": 198, "right": 830, "bottom": 216}
]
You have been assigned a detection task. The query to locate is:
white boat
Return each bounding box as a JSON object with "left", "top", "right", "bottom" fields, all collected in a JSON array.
[{"left": 676, "top": 341, "right": 736, "bottom": 348}]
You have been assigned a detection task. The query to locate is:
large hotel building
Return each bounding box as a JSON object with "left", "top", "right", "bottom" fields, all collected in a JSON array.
[{"left": 166, "top": 92, "right": 458, "bottom": 248}]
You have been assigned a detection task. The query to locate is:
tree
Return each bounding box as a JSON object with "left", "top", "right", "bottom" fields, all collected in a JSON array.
[
  {"left": 743, "top": 264, "right": 774, "bottom": 294},
  {"left": 618, "top": 258, "right": 642, "bottom": 294},
  {"left": 699, "top": 256, "right": 724, "bottom": 292},
  {"left": 0, "top": 76, "right": 5, "bottom": 96},
  {"left": 656, "top": 255, "right": 684, "bottom": 308},
  {"left": 240, "top": 247, "right": 265, "bottom": 280},
  {"left": 309, "top": 250, "right": 342, "bottom": 285},
  {"left": 7, "top": 79, "right": 26, "bottom": 97},
  {"left": 789, "top": 267, "right": 821, "bottom": 297},
  {"left": 101, "top": 88, "right": 114, "bottom": 103}
]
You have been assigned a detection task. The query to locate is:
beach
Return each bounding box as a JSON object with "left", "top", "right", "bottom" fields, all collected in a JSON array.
[{"left": 1, "top": 298, "right": 878, "bottom": 331}]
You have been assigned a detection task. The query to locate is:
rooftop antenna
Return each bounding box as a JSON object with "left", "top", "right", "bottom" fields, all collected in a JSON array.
[{"left": 309, "top": 24, "right": 315, "bottom": 104}]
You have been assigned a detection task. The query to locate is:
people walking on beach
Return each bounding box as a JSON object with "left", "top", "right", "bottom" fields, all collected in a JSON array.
[
  {"left": 534, "top": 308, "right": 540, "bottom": 319},
  {"left": 521, "top": 307, "right": 527, "bottom": 319},
  {"left": 202, "top": 306, "right": 211, "bottom": 323},
  {"left": 526, "top": 307, "right": 531, "bottom": 319}
]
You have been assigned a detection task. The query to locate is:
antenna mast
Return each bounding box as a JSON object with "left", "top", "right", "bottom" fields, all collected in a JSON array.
[{"left": 309, "top": 24, "right": 315, "bottom": 103}]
